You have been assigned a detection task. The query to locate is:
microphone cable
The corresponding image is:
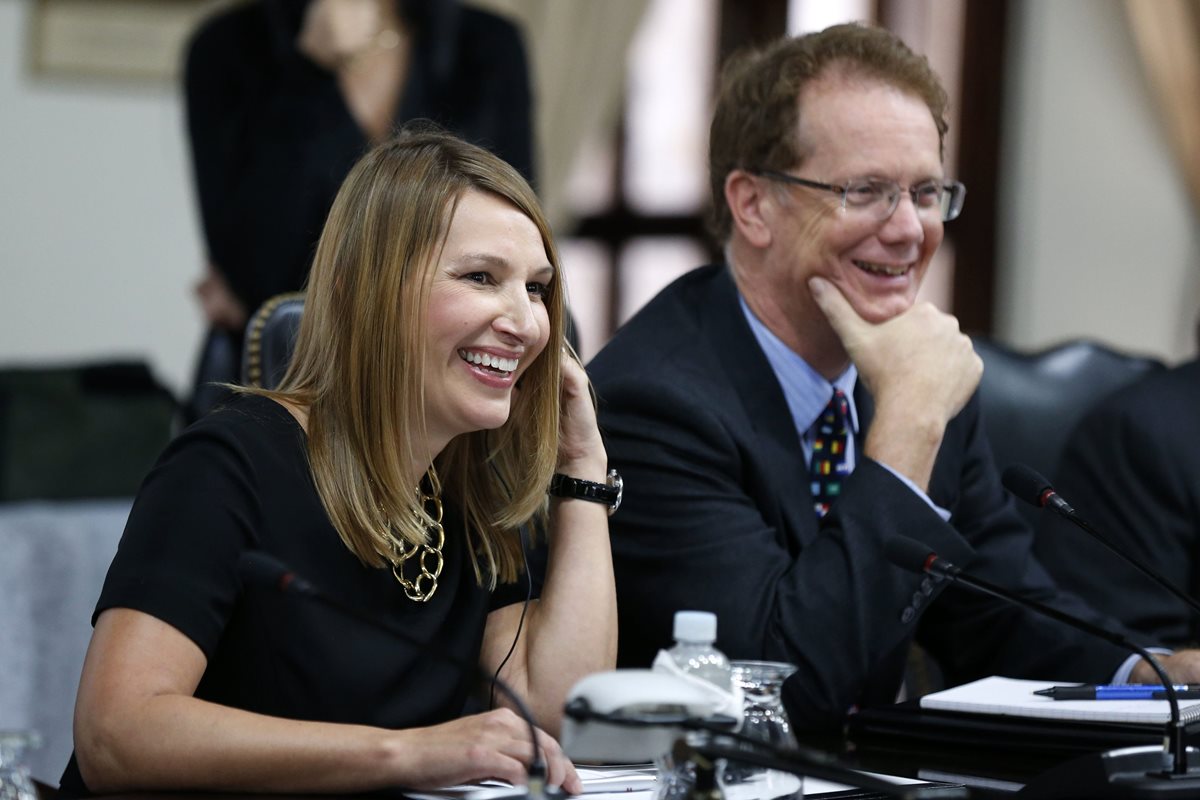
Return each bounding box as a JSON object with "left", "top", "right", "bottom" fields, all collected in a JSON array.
[{"left": 487, "top": 457, "right": 535, "bottom": 711}]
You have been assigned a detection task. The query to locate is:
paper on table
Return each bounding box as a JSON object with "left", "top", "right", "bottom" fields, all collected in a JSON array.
[
  {"left": 920, "top": 676, "right": 1200, "bottom": 725},
  {"left": 804, "top": 771, "right": 931, "bottom": 795},
  {"left": 405, "top": 765, "right": 658, "bottom": 800},
  {"left": 576, "top": 765, "right": 658, "bottom": 794},
  {"left": 409, "top": 764, "right": 932, "bottom": 800}
]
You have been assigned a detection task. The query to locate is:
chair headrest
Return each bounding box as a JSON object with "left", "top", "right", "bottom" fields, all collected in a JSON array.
[
  {"left": 242, "top": 293, "right": 305, "bottom": 390},
  {"left": 972, "top": 337, "right": 1164, "bottom": 487}
]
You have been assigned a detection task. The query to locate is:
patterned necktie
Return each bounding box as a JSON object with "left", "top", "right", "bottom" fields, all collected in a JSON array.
[{"left": 810, "top": 388, "right": 851, "bottom": 519}]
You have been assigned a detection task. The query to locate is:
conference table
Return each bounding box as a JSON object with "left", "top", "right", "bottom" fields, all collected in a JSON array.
[{"left": 23, "top": 732, "right": 1114, "bottom": 800}]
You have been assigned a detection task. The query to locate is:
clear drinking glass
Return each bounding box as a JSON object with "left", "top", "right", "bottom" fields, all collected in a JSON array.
[
  {"left": 720, "top": 661, "right": 802, "bottom": 798},
  {"left": 0, "top": 730, "right": 41, "bottom": 800},
  {"left": 730, "top": 660, "right": 799, "bottom": 749}
]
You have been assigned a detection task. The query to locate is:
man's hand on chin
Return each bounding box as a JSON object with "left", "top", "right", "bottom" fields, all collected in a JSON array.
[
  {"left": 808, "top": 275, "right": 981, "bottom": 491},
  {"left": 1131, "top": 651, "right": 1200, "bottom": 684}
]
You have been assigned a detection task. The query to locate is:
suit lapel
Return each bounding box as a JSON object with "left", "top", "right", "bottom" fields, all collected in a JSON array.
[{"left": 696, "top": 267, "right": 821, "bottom": 551}]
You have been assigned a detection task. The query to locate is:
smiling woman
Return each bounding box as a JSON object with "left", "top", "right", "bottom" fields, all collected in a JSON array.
[
  {"left": 264, "top": 130, "right": 570, "bottom": 583},
  {"left": 59, "top": 128, "right": 617, "bottom": 798},
  {"left": 424, "top": 192, "right": 555, "bottom": 466}
]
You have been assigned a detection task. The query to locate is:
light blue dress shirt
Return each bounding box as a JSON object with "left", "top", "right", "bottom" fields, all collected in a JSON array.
[{"left": 739, "top": 296, "right": 946, "bottom": 518}]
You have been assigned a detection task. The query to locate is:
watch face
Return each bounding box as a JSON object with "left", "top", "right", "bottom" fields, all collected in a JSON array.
[{"left": 607, "top": 469, "right": 623, "bottom": 515}]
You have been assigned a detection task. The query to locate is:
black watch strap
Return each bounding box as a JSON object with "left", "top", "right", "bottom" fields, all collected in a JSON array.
[{"left": 548, "top": 469, "right": 623, "bottom": 515}]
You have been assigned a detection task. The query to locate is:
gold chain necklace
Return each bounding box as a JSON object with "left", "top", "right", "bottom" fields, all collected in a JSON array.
[{"left": 390, "top": 467, "right": 444, "bottom": 602}]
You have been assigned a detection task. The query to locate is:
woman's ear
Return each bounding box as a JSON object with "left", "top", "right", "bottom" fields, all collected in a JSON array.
[{"left": 724, "top": 170, "right": 774, "bottom": 249}]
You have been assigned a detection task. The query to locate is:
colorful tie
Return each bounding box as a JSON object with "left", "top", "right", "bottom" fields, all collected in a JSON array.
[{"left": 810, "top": 389, "right": 851, "bottom": 519}]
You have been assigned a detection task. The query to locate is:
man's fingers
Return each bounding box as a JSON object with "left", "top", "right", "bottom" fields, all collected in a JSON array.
[{"left": 808, "top": 276, "right": 865, "bottom": 342}]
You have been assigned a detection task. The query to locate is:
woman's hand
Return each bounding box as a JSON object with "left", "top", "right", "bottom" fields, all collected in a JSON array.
[
  {"left": 556, "top": 347, "right": 607, "bottom": 482},
  {"left": 392, "top": 709, "right": 580, "bottom": 794},
  {"left": 74, "top": 610, "right": 579, "bottom": 794},
  {"left": 480, "top": 348, "right": 616, "bottom": 736},
  {"left": 194, "top": 263, "right": 248, "bottom": 332}
]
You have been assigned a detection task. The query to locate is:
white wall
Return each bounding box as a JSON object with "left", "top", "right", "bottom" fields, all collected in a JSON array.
[
  {"left": 997, "top": 0, "right": 1200, "bottom": 364},
  {"left": 0, "top": 0, "right": 205, "bottom": 397}
]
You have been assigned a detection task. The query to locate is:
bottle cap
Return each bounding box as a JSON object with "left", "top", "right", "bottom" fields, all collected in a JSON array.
[{"left": 673, "top": 610, "right": 717, "bottom": 642}]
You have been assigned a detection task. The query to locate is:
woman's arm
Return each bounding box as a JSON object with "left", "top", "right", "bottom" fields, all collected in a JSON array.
[
  {"left": 74, "top": 608, "right": 575, "bottom": 794},
  {"left": 481, "top": 352, "right": 617, "bottom": 737}
]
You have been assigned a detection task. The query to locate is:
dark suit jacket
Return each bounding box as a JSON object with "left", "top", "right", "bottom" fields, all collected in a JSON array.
[
  {"left": 1035, "top": 359, "right": 1200, "bottom": 648},
  {"left": 589, "top": 264, "right": 1134, "bottom": 730}
]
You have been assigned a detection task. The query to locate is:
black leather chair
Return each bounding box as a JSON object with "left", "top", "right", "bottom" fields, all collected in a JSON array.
[
  {"left": 184, "top": 328, "right": 240, "bottom": 422},
  {"left": 241, "top": 292, "right": 305, "bottom": 389},
  {"left": 972, "top": 337, "right": 1164, "bottom": 518},
  {"left": 240, "top": 291, "right": 582, "bottom": 390}
]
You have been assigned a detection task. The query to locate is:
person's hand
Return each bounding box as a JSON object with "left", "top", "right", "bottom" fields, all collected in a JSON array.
[
  {"left": 297, "top": 0, "right": 387, "bottom": 70},
  {"left": 392, "top": 708, "right": 580, "bottom": 794},
  {"left": 809, "top": 276, "right": 981, "bottom": 490},
  {"left": 194, "top": 264, "right": 248, "bottom": 332},
  {"left": 809, "top": 276, "right": 981, "bottom": 424},
  {"left": 1131, "top": 651, "right": 1200, "bottom": 685},
  {"left": 555, "top": 346, "right": 607, "bottom": 482}
]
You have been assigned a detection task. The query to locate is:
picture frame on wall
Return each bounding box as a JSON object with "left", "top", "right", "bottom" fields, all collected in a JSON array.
[{"left": 29, "top": 0, "right": 229, "bottom": 80}]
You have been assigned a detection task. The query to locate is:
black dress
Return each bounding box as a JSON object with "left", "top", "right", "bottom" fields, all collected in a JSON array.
[{"left": 59, "top": 394, "right": 529, "bottom": 795}]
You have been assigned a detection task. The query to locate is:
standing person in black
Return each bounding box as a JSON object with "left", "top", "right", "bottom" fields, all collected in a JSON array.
[
  {"left": 585, "top": 23, "right": 1200, "bottom": 732},
  {"left": 61, "top": 130, "right": 616, "bottom": 796},
  {"left": 1035, "top": 356, "right": 1200, "bottom": 648},
  {"left": 184, "top": 0, "right": 534, "bottom": 419}
]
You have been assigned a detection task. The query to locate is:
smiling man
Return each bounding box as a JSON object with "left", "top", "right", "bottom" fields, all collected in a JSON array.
[{"left": 588, "top": 23, "right": 1200, "bottom": 730}]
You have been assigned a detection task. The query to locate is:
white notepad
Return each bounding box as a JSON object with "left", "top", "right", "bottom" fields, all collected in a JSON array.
[{"left": 920, "top": 676, "right": 1200, "bottom": 725}]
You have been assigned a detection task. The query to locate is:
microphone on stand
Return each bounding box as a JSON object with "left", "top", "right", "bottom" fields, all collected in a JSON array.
[
  {"left": 1000, "top": 463, "right": 1075, "bottom": 514},
  {"left": 1002, "top": 464, "right": 1200, "bottom": 619},
  {"left": 883, "top": 535, "right": 1200, "bottom": 794},
  {"left": 236, "top": 551, "right": 555, "bottom": 800}
]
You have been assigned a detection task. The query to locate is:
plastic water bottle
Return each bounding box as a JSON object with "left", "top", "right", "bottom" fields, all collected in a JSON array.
[
  {"left": 657, "top": 612, "right": 739, "bottom": 800},
  {"left": 667, "top": 610, "right": 733, "bottom": 692}
]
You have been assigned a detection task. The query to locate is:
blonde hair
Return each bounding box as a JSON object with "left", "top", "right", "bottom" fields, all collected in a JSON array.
[{"left": 252, "top": 127, "right": 564, "bottom": 586}]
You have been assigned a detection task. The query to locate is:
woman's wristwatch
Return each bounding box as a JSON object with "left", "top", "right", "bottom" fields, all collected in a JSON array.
[{"left": 548, "top": 469, "right": 623, "bottom": 516}]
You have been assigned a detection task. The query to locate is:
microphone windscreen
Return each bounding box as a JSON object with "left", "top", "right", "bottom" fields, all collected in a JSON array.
[
  {"left": 1001, "top": 464, "right": 1053, "bottom": 508},
  {"left": 883, "top": 536, "right": 936, "bottom": 574},
  {"left": 237, "top": 550, "right": 293, "bottom": 591}
]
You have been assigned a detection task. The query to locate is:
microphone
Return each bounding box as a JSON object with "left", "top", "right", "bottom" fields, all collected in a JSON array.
[
  {"left": 238, "top": 549, "right": 319, "bottom": 595},
  {"left": 1002, "top": 464, "right": 1200, "bottom": 619},
  {"left": 1001, "top": 463, "right": 1074, "bottom": 514},
  {"left": 883, "top": 536, "right": 1194, "bottom": 781},
  {"left": 236, "top": 551, "right": 553, "bottom": 800}
]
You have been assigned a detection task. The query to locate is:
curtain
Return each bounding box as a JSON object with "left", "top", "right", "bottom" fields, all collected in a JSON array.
[
  {"left": 1124, "top": 0, "right": 1200, "bottom": 216},
  {"left": 469, "top": 0, "right": 651, "bottom": 232}
]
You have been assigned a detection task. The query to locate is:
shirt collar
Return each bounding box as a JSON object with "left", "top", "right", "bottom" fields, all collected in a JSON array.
[{"left": 739, "top": 295, "right": 860, "bottom": 436}]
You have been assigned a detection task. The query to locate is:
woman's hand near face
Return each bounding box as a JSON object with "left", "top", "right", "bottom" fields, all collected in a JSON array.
[
  {"left": 555, "top": 347, "right": 607, "bottom": 482},
  {"left": 480, "top": 346, "right": 617, "bottom": 737}
]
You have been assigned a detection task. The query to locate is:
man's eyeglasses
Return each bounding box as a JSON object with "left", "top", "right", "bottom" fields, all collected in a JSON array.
[{"left": 754, "top": 169, "right": 967, "bottom": 222}]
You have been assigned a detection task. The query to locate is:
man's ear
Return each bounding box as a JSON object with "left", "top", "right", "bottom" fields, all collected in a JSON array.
[{"left": 724, "top": 170, "right": 773, "bottom": 249}]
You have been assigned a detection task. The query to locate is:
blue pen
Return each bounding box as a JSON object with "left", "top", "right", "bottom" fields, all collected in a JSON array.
[{"left": 1034, "top": 684, "right": 1200, "bottom": 700}]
